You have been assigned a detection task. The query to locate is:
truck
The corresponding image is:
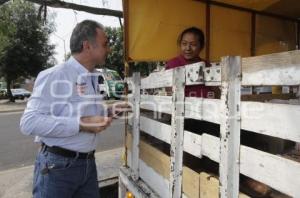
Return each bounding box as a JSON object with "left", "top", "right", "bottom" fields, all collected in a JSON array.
[
  {"left": 96, "top": 68, "right": 125, "bottom": 99},
  {"left": 118, "top": 0, "right": 300, "bottom": 198},
  {"left": 4, "top": 1, "right": 298, "bottom": 197}
]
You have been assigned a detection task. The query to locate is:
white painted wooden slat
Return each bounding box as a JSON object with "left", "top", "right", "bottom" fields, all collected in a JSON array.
[
  {"left": 201, "top": 133, "right": 220, "bottom": 162},
  {"left": 219, "top": 56, "right": 241, "bottom": 198},
  {"left": 241, "top": 102, "right": 300, "bottom": 143},
  {"left": 169, "top": 68, "right": 185, "bottom": 198},
  {"left": 125, "top": 77, "right": 133, "bottom": 91},
  {"left": 138, "top": 116, "right": 202, "bottom": 158},
  {"left": 139, "top": 95, "right": 220, "bottom": 124},
  {"left": 130, "top": 50, "right": 300, "bottom": 88},
  {"left": 242, "top": 50, "right": 300, "bottom": 86},
  {"left": 128, "top": 121, "right": 300, "bottom": 197},
  {"left": 132, "top": 72, "right": 141, "bottom": 181},
  {"left": 184, "top": 132, "right": 300, "bottom": 198},
  {"left": 118, "top": 176, "right": 127, "bottom": 198},
  {"left": 136, "top": 94, "right": 300, "bottom": 143},
  {"left": 185, "top": 97, "right": 220, "bottom": 124},
  {"left": 141, "top": 69, "right": 173, "bottom": 89},
  {"left": 240, "top": 146, "right": 300, "bottom": 197},
  {"left": 185, "top": 62, "right": 205, "bottom": 85},
  {"left": 119, "top": 166, "right": 160, "bottom": 198},
  {"left": 139, "top": 160, "right": 170, "bottom": 198},
  {"left": 204, "top": 65, "right": 221, "bottom": 86},
  {"left": 140, "top": 62, "right": 219, "bottom": 89},
  {"left": 140, "top": 95, "right": 172, "bottom": 115},
  {"left": 139, "top": 116, "right": 171, "bottom": 144},
  {"left": 183, "top": 132, "right": 300, "bottom": 197},
  {"left": 127, "top": 151, "right": 188, "bottom": 198},
  {"left": 183, "top": 131, "right": 202, "bottom": 158}
]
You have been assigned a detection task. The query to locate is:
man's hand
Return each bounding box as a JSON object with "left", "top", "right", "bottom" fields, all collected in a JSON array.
[
  {"left": 79, "top": 116, "right": 112, "bottom": 134},
  {"left": 109, "top": 102, "right": 132, "bottom": 119}
]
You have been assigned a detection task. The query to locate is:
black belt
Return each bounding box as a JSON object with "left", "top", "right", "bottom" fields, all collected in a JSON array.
[{"left": 41, "top": 143, "right": 95, "bottom": 159}]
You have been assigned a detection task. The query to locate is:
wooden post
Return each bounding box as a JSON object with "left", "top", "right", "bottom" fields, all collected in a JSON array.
[
  {"left": 124, "top": 62, "right": 130, "bottom": 167},
  {"left": 119, "top": 176, "right": 127, "bottom": 198},
  {"left": 132, "top": 72, "right": 141, "bottom": 181},
  {"left": 251, "top": 12, "right": 256, "bottom": 56},
  {"left": 219, "top": 56, "right": 241, "bottom": 198},
  {"left": 169, "top": 68, "right": 185, "bottom": 198}
]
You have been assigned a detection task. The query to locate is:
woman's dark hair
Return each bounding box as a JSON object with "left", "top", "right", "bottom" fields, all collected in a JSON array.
[{"left": 177, "top": 27, "right": 205, "bottom": 49}]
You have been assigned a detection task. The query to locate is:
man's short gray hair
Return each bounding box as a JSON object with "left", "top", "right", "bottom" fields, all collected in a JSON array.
[{"left": 70, "top": 20, "right": 104, "bottom": 54}]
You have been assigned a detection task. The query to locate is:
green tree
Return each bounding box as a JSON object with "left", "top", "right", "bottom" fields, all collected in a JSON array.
[
  {"left": 104, "top": 26, "right": 157, "bottom": 78},
  {"left": 0, "top": 0, "right": 55, "bottom": 102},
  {"left": 104, "top": 26, "right": 124, "bottom": 77}
]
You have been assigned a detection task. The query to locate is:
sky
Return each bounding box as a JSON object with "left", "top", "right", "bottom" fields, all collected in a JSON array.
[{"left": 48, "top": 0, "right": 122, "bottom": 64}]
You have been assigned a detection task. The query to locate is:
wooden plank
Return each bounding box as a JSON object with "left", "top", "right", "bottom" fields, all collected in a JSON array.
[
  {"left": 183, "top": 131, "right": 202, "bottom": 158},
  {"left": 186, "top": 132, "right": 300, "bottom": 197},
  {"left": 240, "top": 146, "right": 300, "bottom": 197},
  {"left": 139, "top": 157, "right": 202, "bottom": 198},
  {"left": 129, "top": 113, "right": 300, "bottom": 197},
  {"left": 140, "top": 62, "right": 206, "bottom": 89},
  {"left": 128, "top": 135, "right": 202, "bottom": 198},
  {"left": 124, "top": 77, "right": 133, "bottom": 91},
  {"left": 242, "top": 50, "right": 300, "bottom": 86},
  {"left": 118, "top": 176, "right": 127, "bottom": 198},
  {"left": 139, "top": 160, "right": 170, "bottom": 198},
  {"left": 129, "top": 129, "right": 300, "bottom": 196},
  {"left": 126, "top": 133, "right": 170, "bottom": 179},
  {"left": 141, "top": 69, "right": 173, "bottom": 89},
  {"left": 128, "top": 150, "right": 199, "bottom": 198},
  {"left": 201, "top": 133, "right": 220, "bottom": 163},
  {"left": 182, "top": 167, "right": 200, "bottom": 198},
  {"left": 140, "top": 141, "right": 201, "bottom": 198},
  {"left": 188, "top": 132, "right": 300, "bottom": 197},
  {"left": 127, "top": 149, "right": 169, "bottom": 197},
  {"left": 200, "top": 172, "right": 219, "bottom": 198},
  {"left": 139, "top": 140, "right": 170, "bottom": 179},
  {"left": 241, "top": 102, "right": 300, "bottom": 143},
  {"left": 200, "top": 172, "right": 250, "bottom": 198},
  {"left": 119, "top": 166, "right": 160, "bottom": 198},
  {"left": 219, "top": 56, "right": 241, "bottom": 198},
  {"left": 139, "top": 116, "right": 171, "bottom": 144},
  {"left": 185, "top": 97, "right": 220, "bottom": 124},
  {"left": 128, "top": 127, "right": 300, "bottom": 197},
  {"left": 126, "top": 130, "right": 133, "bottom": 168},
  {"left": 128, "top": 117, "right": 207, "bottom": 160},
  {"left": 138, "top": 116, "right": 202, "bottom": 158},
  {"left": 241, "top": 93, "right": 296, "bottom": 101},
  {"left": 169, "top": 67, "right": 185, "bottom": 198},
  {"left": 128, "top": 62, "right": 222, "bottom": 90},
  {"left": 139, "top": 95, "right": 221, "bottom": 124},
  {"left": 132, "top": 72, "right": 141, "bottom": 181},
  {"left": 204, "top": 65, "right": 222, "bottom": 86},
  {"left": 185, "top": 62, "right": 205, "bottom": 85},
  {"left": 140, "top": 95, "right": 172, "bottom": 115},
  {"left": 137, "top": 94, "right": 300, "bottom": 143}
]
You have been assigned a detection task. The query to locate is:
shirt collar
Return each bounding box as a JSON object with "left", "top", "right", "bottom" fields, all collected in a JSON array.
[{"left": 67, "top": 56, "right": 90, "bottom": 74}]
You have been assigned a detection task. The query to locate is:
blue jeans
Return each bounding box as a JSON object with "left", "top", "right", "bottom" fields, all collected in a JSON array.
[{"left": 33, "top": 149, "right": 99, "bottom": 198}]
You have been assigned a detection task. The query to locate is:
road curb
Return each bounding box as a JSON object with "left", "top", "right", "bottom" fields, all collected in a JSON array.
[{"left": 0, "top": 109, "right": 25, "bottom": 113}]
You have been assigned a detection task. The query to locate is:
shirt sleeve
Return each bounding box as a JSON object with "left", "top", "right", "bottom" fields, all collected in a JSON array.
[{"left": 20, "top": 68, "right": 80, "bottom": 138}]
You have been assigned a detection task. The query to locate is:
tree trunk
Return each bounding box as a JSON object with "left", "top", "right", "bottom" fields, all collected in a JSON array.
[{"left": 6, "top": 78, "right": 15, "bottom": 102}]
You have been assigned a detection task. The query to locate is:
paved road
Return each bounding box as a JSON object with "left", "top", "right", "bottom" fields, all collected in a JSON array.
[{"left": 0, "top": 111, "right": 125, "bottom": 172}]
